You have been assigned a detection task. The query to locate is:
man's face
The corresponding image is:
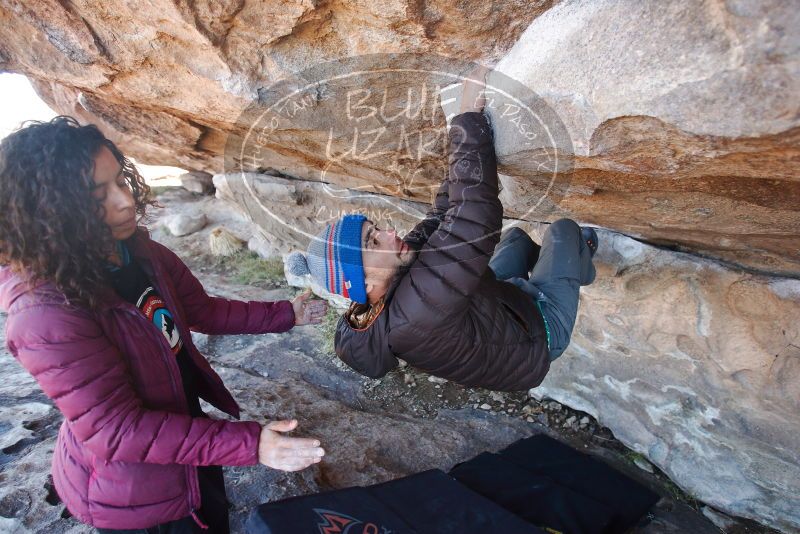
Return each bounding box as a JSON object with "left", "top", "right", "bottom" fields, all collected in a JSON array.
[{"left": 361, "top": 220, "right": 415, "bottom": 286}]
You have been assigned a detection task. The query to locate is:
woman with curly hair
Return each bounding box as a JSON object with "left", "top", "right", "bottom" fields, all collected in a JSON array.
[{"left": 0, "top": 116, "right": 327, "bottom": 533}]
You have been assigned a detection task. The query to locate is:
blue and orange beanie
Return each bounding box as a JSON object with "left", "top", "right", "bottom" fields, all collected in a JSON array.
[{"left": 286, "top": 214, "right": 368, "bottom": 304}]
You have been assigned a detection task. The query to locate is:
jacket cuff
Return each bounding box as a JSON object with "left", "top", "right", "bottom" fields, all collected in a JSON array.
[
  {"left": 266, "top": 300, "right": 296, "bottom": 333},
  {"left": 238, "top": 421, "right": 262, "bottom": 466}
]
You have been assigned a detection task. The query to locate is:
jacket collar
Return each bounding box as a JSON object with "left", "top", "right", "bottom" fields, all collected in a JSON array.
[
  {"left": 125, "top": 226, "right": 155, "bottom": 267},
  {"left": 100, "top": 227, "right": 157, "bottom": 310}
]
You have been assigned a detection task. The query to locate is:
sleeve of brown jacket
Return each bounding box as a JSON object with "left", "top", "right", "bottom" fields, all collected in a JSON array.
[
  {"left": 403, "top": 175, "right": 450, "bottom": 250},
  {"left": 393, "top": 112, "right": 502, "bottom": 326}
]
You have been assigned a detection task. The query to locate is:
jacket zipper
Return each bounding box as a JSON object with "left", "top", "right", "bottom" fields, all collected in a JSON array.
[
  {"left": 115, "top": 305, "right": 202, "bottom": 522},
  {"left": 125, "top": 236, "right": 207, "bottom": 521},
  {"left": 190, "top": 509, "right": 210, "bottom": 530},
  {"left": 147, "top": 258, "right": 204, "bottom": 517}
]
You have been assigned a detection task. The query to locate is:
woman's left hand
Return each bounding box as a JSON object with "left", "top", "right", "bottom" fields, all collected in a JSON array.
[{"left": 292, "top": 289, "right": 328, "bottom": 325}]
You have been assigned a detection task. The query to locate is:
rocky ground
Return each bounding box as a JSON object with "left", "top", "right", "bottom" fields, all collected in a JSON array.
[{"left": 0, "top": 187, "right": 780, "bottom": 534}]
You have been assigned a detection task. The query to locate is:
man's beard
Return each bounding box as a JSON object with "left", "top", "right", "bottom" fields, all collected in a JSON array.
[{"left": 399, "top": 248, "right": 418, "bottom": 267}]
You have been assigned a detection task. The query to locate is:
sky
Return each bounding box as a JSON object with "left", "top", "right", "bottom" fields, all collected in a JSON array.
[
  {"left": 0, "top": 72, "right": 185, "bottom": 183},
  {"left": 0, "top": 73, "right": 56, "bottom": 138}
]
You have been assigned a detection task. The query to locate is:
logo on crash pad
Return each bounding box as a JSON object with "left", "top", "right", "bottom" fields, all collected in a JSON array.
[{"left": 313, "top": 508, "right": 392, "bottom": 534}]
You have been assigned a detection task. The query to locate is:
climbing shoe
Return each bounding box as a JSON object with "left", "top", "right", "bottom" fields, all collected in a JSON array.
[{"left": 581, "top": 227, "right": 598, "bottom": 257}]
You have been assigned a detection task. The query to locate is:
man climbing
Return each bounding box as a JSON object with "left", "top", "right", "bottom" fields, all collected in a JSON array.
[{"left": 287, "top": 67, "right": 598, "bottom": 391}]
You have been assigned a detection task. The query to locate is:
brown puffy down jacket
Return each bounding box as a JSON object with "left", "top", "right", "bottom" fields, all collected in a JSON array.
[{"left": 335, "top": 112, "right": 550, "bottom": 391}]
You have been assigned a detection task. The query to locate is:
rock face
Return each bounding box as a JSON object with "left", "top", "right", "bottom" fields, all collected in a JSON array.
[
  {"left": 1, "top": 0, "right": 800, "bottom": 531},
  {"left": 492, "top": 0, "right": 800, "bottom": 276},
  {"left": 165, "top": 212, "right": 207, "bottom": 236},
  {"left": 213, "top": 172, "right": 427, "bottom": 256},
  {"left": 525, "top": 225, "right": 800, "bottom": 533},
  {"left": 1, "top": 0, "right": 797, "bottom": 276},
  {"left": 0, "top": 0, "right": 552, "bottom": 171},
  {"left": 179, "top": 171, "right": 215, "bottom": 195}
]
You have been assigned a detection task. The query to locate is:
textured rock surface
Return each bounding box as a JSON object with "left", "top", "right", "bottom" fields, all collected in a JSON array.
[
  {"left": 492, "top": 0, "right": 800, "bottom": 276},
  {"left": 527, "top": 224, "right": 800, "bottom": 533},
  {"left": 165, "top": 212, "right": 207, "bottom": 236},
  {"left": 0, "top": 0, "right": 797, "bottom": 275},
  {"left": 0, "top": 0, "right": 552, "bottom": 170},
  {"left": 1, "top": 0, "right": 799, "bottom": 531},
  {"left": 213, "top": 172, "right": 428, "bottom": 256},
  {"left": 179, "top": 171, "right": 215, "bottom": 195}
]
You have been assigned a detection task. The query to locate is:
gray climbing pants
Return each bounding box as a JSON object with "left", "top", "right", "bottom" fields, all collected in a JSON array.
[{"left": 488, "top": 219, "right": 596, "bottom": 360}]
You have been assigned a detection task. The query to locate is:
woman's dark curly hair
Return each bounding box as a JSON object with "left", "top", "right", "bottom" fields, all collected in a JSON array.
[{"left": 0, "top": 116, "right": 157, "bottom": 309}]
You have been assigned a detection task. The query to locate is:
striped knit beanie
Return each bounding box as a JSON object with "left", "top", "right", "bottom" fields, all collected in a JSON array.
[{"left": 285, "top": 214, "right": 368, "bottom": 304}]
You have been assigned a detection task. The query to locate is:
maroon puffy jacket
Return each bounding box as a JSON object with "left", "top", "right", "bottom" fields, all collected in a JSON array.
[{"left": 0, "top": 228, "right": 295, "bottom": 529}]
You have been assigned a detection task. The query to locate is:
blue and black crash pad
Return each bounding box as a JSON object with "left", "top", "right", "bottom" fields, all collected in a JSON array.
[
  {"left": 450, "top": 434, "right": 659, "bottom": 534},
  {"left": 247, "top": 468, "right": 543, "bottom": 533},
  {"left": 247, "top": 434, "right": 659, "bottom": 534}
]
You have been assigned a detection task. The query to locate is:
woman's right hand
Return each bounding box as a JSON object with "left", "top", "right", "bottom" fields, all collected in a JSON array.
[{"left": 258, "top": 419, "right": 325, "bottom": 471}]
